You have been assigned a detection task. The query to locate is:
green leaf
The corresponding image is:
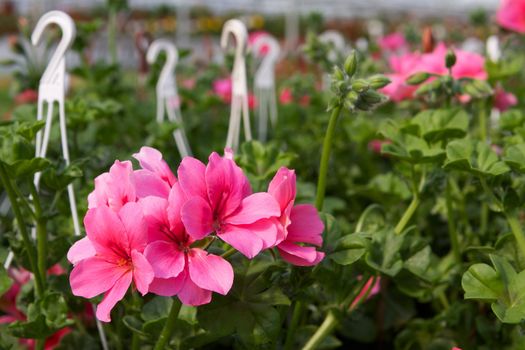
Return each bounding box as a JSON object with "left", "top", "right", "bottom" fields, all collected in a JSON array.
[
  {"left": 0, "top": 265, "right": 12, "bottom": 296},
  {"left": 411, "top": 108, "right": 469, "bottom": 143},
  {"left": 504, "top": 144, "right": 525, "bottom": 173},
  {"left": 462, "top": 263, "right": 503, "bottom": 300},
  {"left": 141, "top": 296, "right": 173, "bottom": 322},
  {"left": 6, "top": 158, "right": 50, "bottom": 178},
  {"left": 444, "top": 139, "right": 510, "bottom": 177},
  {"left": 365, "top": 227, "right": 404, "bottom": 276},
  {"left": 330, "top": 234, "right": 369, "bottom": 266}
]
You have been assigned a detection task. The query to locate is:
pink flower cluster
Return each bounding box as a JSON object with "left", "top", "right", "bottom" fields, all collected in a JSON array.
[
  {"left": 68, "top": 147, "right": 324, "bottom": 322},
  {"left": 381, "top": 42, "right": 487, "bottom": 102}
]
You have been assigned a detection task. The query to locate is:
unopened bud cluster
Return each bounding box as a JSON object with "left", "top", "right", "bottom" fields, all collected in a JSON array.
[{"left": 328, "top": 51, "right": 390, "bottom": 112}]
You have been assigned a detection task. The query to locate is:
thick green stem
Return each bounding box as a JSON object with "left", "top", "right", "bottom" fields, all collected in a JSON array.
[
  {"left": 0, "top": 163, "right": 43, "bottom": 296},
  {"left": 30, "top": 183, "right": 47, "bottom": 289},
  {"left": 315, "top": 105, "right": 342, "bottom": 211},
  {"left": 284, "top": 301, "right": 304, "bottom": 350},
  {"left": 302, "top": 311, "right": 338, "bottom": 350},
  {"left": 153, "top": 298, "right": 181, "bottom": 350},
  {"left": 505, "top": 213, "right": 525, "bottom": 261},
  {"left": 445, "top": 178, "right": 461, "bottom": 263}
]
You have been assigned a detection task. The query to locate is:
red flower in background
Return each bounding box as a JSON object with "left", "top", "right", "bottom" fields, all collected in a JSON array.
[{"left": 15, "top": 89, "right": 38, "bottom": 105}]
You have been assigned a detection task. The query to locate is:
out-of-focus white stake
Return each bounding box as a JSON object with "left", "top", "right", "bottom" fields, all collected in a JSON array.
[
  {"left": 487, "top": 35, "right": 502, "bottom": 131},
  {"left": 31, "top": 11, "right": 80, "bottom": 236},
  {"left": 147, "top": 39, "right": 192, "bottom": 157},
  {"left": 253, "top": 33, "right": 280, "bottom": 142},
  {"left": 319, "top": 30, "right": 346, "bottom": 91},
  {"left": 221, "top": 19, "right": 251, "bottom": 151},
  {"left": 487, "top": 35, "right": 501, "bottom": 62}
]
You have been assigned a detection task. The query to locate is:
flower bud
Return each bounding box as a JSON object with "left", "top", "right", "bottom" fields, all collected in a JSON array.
[
  {"left": 445, "top": 49, "right": 457, "bottom": 69},
  {"left": 344, "top": 51, "right": 358, "bottom": 77},
  {"left": 351, "top": 79, "right": 369, "bottom": 93},
  {"left": 346, "top": 90, "right": 359, "bottom": 103},
  {"left": 332, "top": 66, "right": 345, "bottom": 81},
  {"left": 361, "top": 90, "right": 384, "bottom": 104},
  {"left": 406, "top": 72, "right": 430, "bottom": 85},
  {"left": 368, "top": 75, "right": 391, "bottom": 89}
]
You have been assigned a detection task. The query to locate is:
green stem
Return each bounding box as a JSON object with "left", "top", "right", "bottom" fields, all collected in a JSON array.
[
  {"left": 394, "top": 196, "right": 420, "bottom": 235},
  {"left": 30, "top": 182, "right": 47, "bottom": 289},
  {"left": 478, "top": 99, "right": 488, "bottom": 142},
  {"left": 315, "top": 105, "right": 343, "bottom": 211},
  {"left": 35, "top": 339, "right": 45, "bottom": 350},
  {"left": 0, "top": 163, "right": 43, "bottom": 296},
  {"left": 355, "top": 204, "right": 384, "bottom": 232},
  {"left": 284, "top": 301, "right": 304, "bottom": 350},
  {"left": 505, "top": 213, "right": 525, "bottom": 261},
  {"left": 221, "top": 247, "right": 237, "bottom": 259},
  {"left": 445, "top": 178, "right": 461, "bottom": 263},
  {"left": 153, "top": 298, "right": 181, "bottom": 350},
  {"left": 302, "top": 311, "right": 338, "bottom": 350},
  {"left": 131, "top": 291, "right": 142, "bottom": 350}
]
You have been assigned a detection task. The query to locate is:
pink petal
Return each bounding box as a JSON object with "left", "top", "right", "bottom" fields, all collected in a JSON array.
[
  {"left": 188, "top": 248, "right": 234, "bottom": 295},
  {"left": 139, "top": 196, "right": 171, "bottom": 242},
  {"left": 206, "top": 152, "right": 251, "bottom": 218},
  {"left": 119, "top": 202, "right": 148, "bottom": 252},
  {"left": 67, "top": 237, "right": 96, "bottom": 265},
  {"left": 96, "top": 272, "right": 133, "bottom": 322},
  {"left": 133, "top": 170, "right": 171, "bottom": 199},
  {"left": 249, "top": 218, "right": 283, "bottom": 249},
  {"left": 177, "top": 156, "right": 207, "bottom": 199},
  {"left": 181, "top": 197, "right": 213, "bottom": 240},
  {"left": 144, "top": 241, "right": 186, "bottom": 279},
  {"left": 148, "top": 275, "right": 185, "bottom": 297},
  {"left": 226, "top": 192, "right": 280, "bottom": 225},
  {"left": 70, "top": 257, "right": 128, "bottom": 298},
  {"left": 277, "top": 241, "right": 324, "bottom": 266},
  {"left": 88, "top": 173, "right": 110, "bottom": 209},
  {"left": 166, "top": 183, "right": 187, "bottom": 238},
  {"left": 107, "top": 160, "right": 136, "bottom": 211},
  {"left": 218, "top": 225, "right": 264, "bottom": 259},
  {"left": 133, "top": 146, "right": 177, "bottom": 186},
  {"left": 131, "top": 250, "right": 154, "bottom": 295},
  {"left": 83, "top": 206, "right": 128, "bottom": 259},
  {"left": 286, "top": 204, "right": 324, "bottom": 246},
  {"left": 177, "top": 269, "right": 212, "bottom": 306},
  {"left": 268, "top": 167, "right": 296, "bottom": 212}
]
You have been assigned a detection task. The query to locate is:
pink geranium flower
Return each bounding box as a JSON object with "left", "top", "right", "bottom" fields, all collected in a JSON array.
[
  {"left": 382, "top": 43, "right": 487, "bottom": 102},
  {"left": 268, "top": 167, "right": 325, "bottom": 266},
  {"left": 248, "top": 30, "right": 270, "bottom": 55},
  {"left": 497, "top": 0, "right": 525, "bottom": 34},
  {"left": 178, "top": 150, "right": 281, "bottom": 258},
  {"left": 141, "top": 183, "right": 234, "bottom": 305},
  {"left": 68, "top": 203, "right": 154, "bottom": 322}
]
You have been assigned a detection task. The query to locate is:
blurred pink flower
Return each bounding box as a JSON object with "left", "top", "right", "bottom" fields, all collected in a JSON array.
[
  {"left": 248, "top": 31, "right": 270, "bottom": 55},
  {"left": 378, "top": 32, "right": 408, "bottom": 52},
  {"left": 496, "top": 0, "right": 525, "bottom": 34},
  {"left": 15, "top": 89, "right": 38, "bottom": 105},
  {"left": 368, "top": 139, "right": 392, "bottom": 155},
  {"left": 69, "top": 203, "right": 154, "bottom": 322},
  {"left": 141, "top": 183, "right": 234, "bottom": 305},
  {"left": 213, "top": 78, "right": 232, "bottom": 103},
  {"left": 178, "top": 150, "right": 281, "bottom": 258},
  {"left": 381, "top": 43, "right": 487, "bottom": 102},
  {"left": 181, "top": 78, "right": 196, "bottom": 89},
  {"left": 494, "top": 87, "right": 517, "bottom": 112},
  {"left": 268, "top": 167, "right": 325, "bottom": 266}
]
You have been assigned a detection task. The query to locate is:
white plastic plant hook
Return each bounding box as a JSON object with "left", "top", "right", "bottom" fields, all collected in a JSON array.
[
  {"left": 221, "top": 19, "right": 252, "bottom": 151},
  {"left": 147, "top": 39, "right": 192, "bottom": 157},
  {"left": 253, "top": 33, "right": 280, "bottom": 142},
  {"left": 30, "top": 10, "right": 80, "bottom": 236}
]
